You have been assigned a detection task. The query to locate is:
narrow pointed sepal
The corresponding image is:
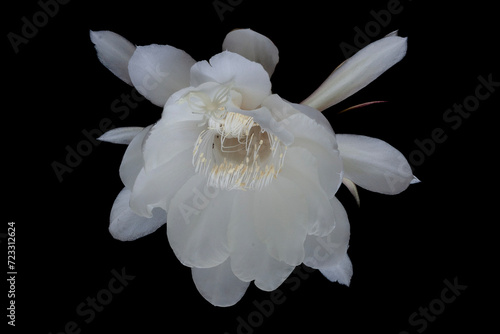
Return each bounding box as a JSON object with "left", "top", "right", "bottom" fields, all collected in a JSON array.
[
  {"left": 97, "top": 127, "right": 144, "bottom": 145},
  {"left": 90, "top": 30, "right": 136, "bottom": 85},
  {"left": 301, "top": 31, "right": 407, "bottom": 111},
  {"left": 342, "top": 177, "right": 360, "bottom": 207},
  {"left": 319, "top": 254, "right": 353, "bottom": 286},
  {"left": 411, "top": 176, "right": 421, "bottom": 184},
  {"left": 338, "top": 101, "right": 387, "bottom": 114}
]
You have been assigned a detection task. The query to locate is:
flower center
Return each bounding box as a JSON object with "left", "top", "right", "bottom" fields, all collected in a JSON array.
[{"left": 188, "top": 86, "right": 286, "bottom": 190}]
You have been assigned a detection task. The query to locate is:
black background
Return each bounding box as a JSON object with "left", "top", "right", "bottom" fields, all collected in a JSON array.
[{"left": 4, "top": 0, "right": 498, "bottom": 333}]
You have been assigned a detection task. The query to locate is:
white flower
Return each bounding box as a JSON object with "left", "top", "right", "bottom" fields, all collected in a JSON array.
[{"left": 91, "top": 28, "right": 417, "bottom": 306}]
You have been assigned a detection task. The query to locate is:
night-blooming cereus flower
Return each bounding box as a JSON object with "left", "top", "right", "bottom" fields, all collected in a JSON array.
[{"left": 91, "top": 28, "right": 417, "bottom": 306}]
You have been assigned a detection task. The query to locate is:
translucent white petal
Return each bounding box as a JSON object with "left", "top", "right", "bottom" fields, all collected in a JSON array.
[
  {"left": 302, "top": 33, "right": 407, "bottom": 111},
  {"left": 411, "top": 176, "right": 421, "bottom": 184},
  {"left": 109, "top": 188, "right": 166, "bottom": 241},
  {"left": 98, "top": 127, "right": 144, "bottom": 145},
  {"left": 190, "top": 51, "right": 271, "bottom": 110},
  {"left": 244, "top": 97, "right": 342, "bottom": 197},
  {"left": 261, "top": 94, "right": 300, "bottom": 121},
  {"left": 142, "top": 118, "right": 202, "bottom": 172},
  {"left": 303, "top": 196, "right": 350, "bottom": 270},
  {"left": 119, "top": 125, "right": 152, "bottom": 189},
  {"left": 290, "top": 101, "right": 335, "bottom": 135},
  {"left": 143, "top": 81, "right": 251, "bottom": 171},
  {"left": 222, "top": 29, "right": 279, "bottom": 77},
  {"left": 285, "top": 113, "right": 337, "bottom": 154},
  {"left": 336, "top": 134, "right": 414, "bottom": 194},
  {"left": 253, "top": 173, "right": 308, "bottom": 266},
  {"left": 129, "top": 150, "right": 196, "bottom": 217},
  {"left": 235, "top": 94, "right": 301, "bottom": 146},
  {"left": 254, "top": 258, "right": 295, "bottom": 292},
  {"left": 281, "top": 147, "right": 336, "bottom": 237},
  {"left": 128, "top": 44, "right": 196, "bottom": 107},
  {"left": 160, "top": 83, "right": 222, "bottom": 124},
  {"left": 319, "top": 253, "right": 353, "bottom": 286},
  {"left": 228, "top": 191, "right": 295, "bottom": 291},
  {"left": 90, "top": 30, "right": 136, "bottom": 85},
  {"left": 191, "top": 259, "right": 250, "bottom": 307},
  {"left": 235, "top": 106, "right": 294, "bottom": 146},
  {"left": 286, "top": 113, "right": 343, "bottom": 198},
  {"left": 167, "top": 174, "right": 231, "bottom": 268}
]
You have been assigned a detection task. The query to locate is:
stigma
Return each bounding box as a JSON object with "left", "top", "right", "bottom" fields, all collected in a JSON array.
[{"left": 188, "top": 85, "right": 287, "bottom": 190}]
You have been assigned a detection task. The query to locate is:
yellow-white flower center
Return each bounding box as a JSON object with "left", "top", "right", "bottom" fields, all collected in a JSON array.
[{"left": 187, "top": 86, "right": 287, "bottom": 190}]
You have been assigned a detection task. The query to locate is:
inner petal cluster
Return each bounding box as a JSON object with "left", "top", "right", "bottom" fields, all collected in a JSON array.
[{"left": 187, "top": 86, "right": 287, "bottom": 190}]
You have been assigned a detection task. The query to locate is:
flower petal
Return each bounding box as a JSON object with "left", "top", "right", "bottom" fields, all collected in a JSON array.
[
  {"left": 129, "top": 150, "right": 195, "bottom": 217},
  {"left": 254, "top": 257, "right": 295, "bottom": 292},
  {"left": 286, "top": 113, "right": 343, "bottom": 198},
  {"left": 281, "top": 147, "right": 336, "bottom": 237},
  {"left": 191, "top": 258, "right": 250, "bottom": 307},
  {"left": 261, "top": 94, "right": 299, "bottom": 121},
  {"left": 98, "top": 127, "right": 144, "bottom": 145},
  {"left": 142, "top": 118, "right": 202, "bottom": 172},
  {"left": 109, "top": 188, "right": 166, "bottom": 241},
  {"left": 319, "top": 253, "right": 353, "bottom": 286},
  {"left": 235, "top": 94, "right": 303, "bottom": 146},
  {"left": 119, "top": 126, "right": 152, "bottom": 189},
  {"left": 190, "top": 51, "right": 271, "bottom": 110},
  {"left": 228, "top": 191, "right": 295, "bottom": 291},
  {"left": 336, "top": 134, "right": 414, "bottom": 194},
  {"left": 90, "top": 30, "right": 136, "bottom": 85},
  {"left": 304, "top": 196, "right": 353, "bottom": 286},
  {"left": 235, "top": 106, "right": 294, "bottom": 146},
  {"left": 128, "top": 44, "right": 196, "bottom": 107},
  {"left": 253, "top": 172, "right": 308, "bottom": 266},
  {"left": 167, "top": 174, "right": 231, "bottom": 268},
  {"left": 288, "top": 101, "right": 335, "bottom": 135},
  {"left": 302, "top": 32, "right": 407, "bottom": 111},
  {"left": 303, "top": 196, "right": 350, "bottom": 270},
  {"left": 222, "top": 29, "right": 279, "bottom": 77}
]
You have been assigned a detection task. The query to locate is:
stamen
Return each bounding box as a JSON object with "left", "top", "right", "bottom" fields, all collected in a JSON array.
[
  {"left": 193, "top": 116, "right": 286, "bottom": 191},
  {"left": 187, "top": 84, "right": 287, "bottom": 190}
]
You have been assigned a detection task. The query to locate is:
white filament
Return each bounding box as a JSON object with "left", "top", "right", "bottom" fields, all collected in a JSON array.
[{"left": 188, "top": 85, "right": 287, "bottom": 190}]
